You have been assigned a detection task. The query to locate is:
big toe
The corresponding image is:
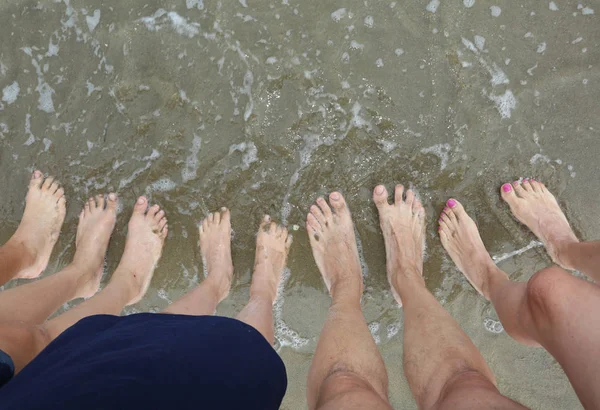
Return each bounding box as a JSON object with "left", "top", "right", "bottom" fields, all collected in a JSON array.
[
  {"left": 133, "top": 197, "right": 148, "bottom": 214},
  {"left": 107, "top": 193, "right": 118, "bottom": 211},
  {"left": 329, "top": 191, "right": 347, "bottom": 211},
  {"left": 219, "top": 207, "right": 230, "bottom": 225},
  {"left": 29, "top": 170, "right": 44, "bottom": 189},
  {"left": 373, "top": 185, "right": 389, "bottom": 208},
  {"left": 500, "top": 182, "right": 518, "bottom": 204}
]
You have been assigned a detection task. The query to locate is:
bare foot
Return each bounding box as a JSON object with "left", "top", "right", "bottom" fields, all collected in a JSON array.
[
  {"left": 250, "top": 215, "right": 292, "bottom": 303},
  {"left": 373, "top": 185, "right": 426, "bottom": 307},
  {"left": 71, "top": 194, "right": 118, "bottom": 298},
  {"left": 199, "top": 208, "right": 233, "bottom": 303},
  {"left": 501, "top": 179, "right": 579, "bottom": 269},
  {"left": 439, "top": 199, "right": 508, "bottom": 300},
  {"left": 9, "top": 171, "right": 66, "bottom": 279},
  {"left": 112, "top": 197, "right": 168, "bottom": 305},
  {"left": 306, "top": 192, "right": 363, "bottom": 299}
]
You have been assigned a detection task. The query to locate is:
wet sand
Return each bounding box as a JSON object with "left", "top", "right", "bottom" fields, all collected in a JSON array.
[{"left": 2, "top": 0, "right": 598, "bottom": 408}]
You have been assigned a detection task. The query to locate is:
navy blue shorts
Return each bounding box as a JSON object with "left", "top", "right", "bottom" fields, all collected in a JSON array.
[{"left": 0, "top": 314, "right": 287, "bottom": 410}]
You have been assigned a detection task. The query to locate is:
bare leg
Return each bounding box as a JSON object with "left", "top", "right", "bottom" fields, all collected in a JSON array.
[
  {"left": 0, "top": 194, "right": 118, "bottom": 324},
  {"left": 0, "top": 171, "right": 65, "bottom": 285},
  {"left": 163, "top": 208, "right": 233, "bottom": 315},
  {"left": 236, "top": 215, "right": 291, "bottom": 344},
  {"left": 306, "top": 193, "right": 392, "bottom": 410},
  {"left": 374, "top": 185, "right": 525, "bottom": 410},
  {"left": 501, "top": 179, "right": 600, "bottom": 281},
  {"left": 440, "top": 196, "right": 600, "bottom": 409}
]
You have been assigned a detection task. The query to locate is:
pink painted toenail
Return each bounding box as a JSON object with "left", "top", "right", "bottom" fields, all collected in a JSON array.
[
  {"left": 447, "top": 199, "right": 457, "bottom": 208},
  {"left": 443, "top": 207, "right": 449, "bottom": 211},
  {"left": 502, "top": 183, "right": 512, "bottom": 193},
  {"left": 523, "top": 178, "right": 529, "bottom": 182},
  {"left": 375, "top": 186, "right": 384, "bottom": 195},
  {"left": 439, "top": 218, "right": 443, "bottom": 222},
  {"left": 331, "top": 192, "right": 340, "bottom": 200}
]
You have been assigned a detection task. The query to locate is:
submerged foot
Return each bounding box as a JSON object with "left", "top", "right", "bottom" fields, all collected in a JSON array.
[
  {"left": 72, "top": 194, "right": 118, "bottom": 298},
  {"left": 373, "top": 185, "right": 426, "bottom": 307},
  {"left": 306, "top": 192, "right": 363, "bottom": 299},
  {"left": 250, "top": 216, "right": 292, "bottom": 304},
  {"left": 9, "top": 171, "right": 66, "bottom": 279},
  {"left": 439, "top": 199, "right": 508, "bottom": 300},
  {"left": 112, "top": 197, "right": 168, "bottom": 305},
  {"left": 501, "top": 180, "right": 578, "bottom": 269},
  {"left": 199, "top": 208, "right": 234, "bottom": 303}
]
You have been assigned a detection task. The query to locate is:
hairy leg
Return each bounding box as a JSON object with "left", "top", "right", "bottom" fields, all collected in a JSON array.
[
  {"left": 163, "top": 208, "right": 233, "bottom": 315},
  {"left": 306, "top": 193, "right": 392, "bottom": 410},
  {"left": 0, "top": 171, "right": 65, "bottom": 285},
  {"left": 0, "top": 194, "right": 117, "bottom": 324},
  {"left": 236, "top": 216, "right": 291, "bottom": 344},
  {"left": 440, "top": 197, "right": 600, "bottom": 409}
]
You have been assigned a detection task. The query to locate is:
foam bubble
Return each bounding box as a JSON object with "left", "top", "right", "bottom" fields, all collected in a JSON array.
[
  {"left": 331, "top": 8, "right": 346, "bottom": 22},
  {"left": 490, "top": 6, "right": 501, "bottom": 16},
  {"left": 463, "top": 0, "right": 475, "bottom": 8},
  {"left": 186, "top": 0, "right": 204, "bottom": 10},
  {"left": 549, "top": 1, "right": 559, "bottom": 10},
  {"left": 421, "top": 143, "right": 452, "bottom": 169},
  {"left": 483, "top": 318, "right": 504, "bottom": 333},
  {"left": 489, "top": 90, "right": 516, "bottom": 119},
  {"left": 368, "top": 322, "right": 381, "bottom": 344},
  {"left": 182, "top": 133, "right": 202, "bottom": 182},
  {"left": 2, "top": 81, "right": 20, "bottom": 105},
  {"left": 537, "top": 42, "right": 547, "bottom": 53},
  {"left": 274, "top": 268, "right": 310, "bottom": 350},
  {"left": 86, "top": 9, "right": 101, "bottom": 32},
  {"left": 474, "top": 35, "right": 485, "bottom": 51},
  {"left": 395, "top": 48, "right": 404, "bottom": 56},
  {"left": 581, "top": 6, "right": 594, "bottom": 15},
  {"left": 426, "top": 0, "right": 440, "bottom": 13},
  {"left": 387, "top": 323, "right": 400, "bottom": 339},
  {"left": 350, "top": 40, "right": 364, "bottom": 50},
  {"left": 148, "top": 178, "right": 177, "bottom": 192},
  {"left": 138, "top": 9, "right": 200, "bottom": 38},
  {"left": 364, "top": 15, "right": 374, "bottom": 27}
]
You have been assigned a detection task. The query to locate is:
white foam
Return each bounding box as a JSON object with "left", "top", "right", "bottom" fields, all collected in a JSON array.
[
  {"left": 375, "top": 58, "right": 384, "bottom": 67},
  {"left": 182, "top": 133, "right": 202, "bottom": 182},
  {"left": 350, "top": 40, "right": 364, "bottom": 50},
  {"left": 43, "top": 138, "right": 52, "bottom": 151},
  {"left": 581, "top": 6, "right": 594, "bottom": 14},
  {"left": 228, "top": 141, "right": 258, "bottom": 170},
  {"left": 474, "top": 35, "right": 486, "bottom": 51},
  {"left": 426, "top": 0, "right": 440, "bottom": 13},
  {"left": 241, "top": 70, "right": 254, "bottom": 121},
  {"left": 24, "top": 114, "right": 35, "bottom": 145},
  {"left": 239, "top": 0, "right": 248, "bottom": 7},
  {"left": 572, "top": 36, "right": 583, "bottom": 44},
  {"left": 549, "top": 1, "right": 559, "bottom": 10},
  {"left": 138, "top": 9, "right": 200, "bottom": 38},
  {"left": 421, "top": 143, "right": 451, "bottom": 169},
  {"left": 148, "top": 178, "right": 177, "bottom": 192},
  {"left": 86, "top": 9, "right": 101, "bottom": 32},
  {"left": 2, "top": 81, "right": 20, "bottom": 105},
  {"left": 489, "top": 90, "right": 516, "bottom": 119},
  {"left": 386, "top": 323, "right": 400, "bottom": 339},
  {"left": 537, "top": 42, "right": 547, "bottom": 53},
  {"left": 364, "top": 15, "right": 374, "bottom": 27},
  {"left": 368, "top": 322, "right": 381, "bottom": 344},
  {"left": 274, "top": 268, "right": 310, "bottom": 350},
  {"left": 186, "top": 0, "right": 204, "bottom": 10},
  {"left": 490, "top": 6, "right": 501, "bottom": 16},
  {"left": 266, "top": 56, "right": 278, "bottom": 64},
  {"left": 463, "top": 0, "right": 475, "bottom": 8},
  {"left": 483, "top": 318, "right": 504, "bottom": 333},
  {"left": 395, "top": 48, "right": 404, "bottom": 56},
  {"left": 331, "top": 8, "right": 346, "bottom": 22},
  {"left": 30, "top": 58, "right": 55, "bottom": 113},
  {"left": 492, "top": 240, "right": 542, "bottom": 263}
]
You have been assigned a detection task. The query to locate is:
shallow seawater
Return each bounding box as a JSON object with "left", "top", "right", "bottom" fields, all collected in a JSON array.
[{"left": 1, "top": 0, "right": 599, "bottom": 408}]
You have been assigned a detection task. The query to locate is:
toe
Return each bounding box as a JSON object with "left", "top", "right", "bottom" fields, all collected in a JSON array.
[
  {"left": 161, "top": 224, "right": 168, "bottom": 238},
  {"left": 96, "top": 194, "right": 105, "bottom": 209},
  {"left": 412, "top": 199, "right": 422, "bottom": 214},
  {"left": 49, "top": 179, "right": 61, "bottom": 194},
  {"left": 58, "top": 196, "right": 66, "bottom": 213},
  {"left": 269, "top": 222, "right": 278, "bottom": 233},
  {"left": 213, "top": 211, "right": 221, "bottom": 224},
  {"left": 329, "top": 191, "right": 346, "bottom": 211},
  {"left": 446, "top": 198, "right": 466, "bottom": 219},
  {"left": 522, "top": 179, "right": 533, "bottom": 192},
  {"left": 107, "top": 193, "right": 118, "bottom": 211},
  {"left": 55, "top": 188, "right": 65, "bottom": 200},
  {"left": 500, "top": 182, "right": 518, "bottom": 203},
  {"left": 159, "top": 217, "right": 168, "bottom": 231},
  {"left": 148, "top": 204, "right": 160, "bottom": 218},
  {"left": 394, "top": 184, "right": 405, "bottom": 205},
  {"left": 208, "top": 213, "right": 214, "bottom": 223},
  {"left": 42, "top": 176, "right": 55, "bottom": 191},
  {"left": 529, "top": 179, "right": 542, "bottom": 192},
  {"left": 201, "top": 218, "right": 208, "bottom": 232},
  {"left": 84, "top": 200, "right": 91, "bottom": 215},
  {"left": 513, "top": 181, "right": 526, "bottom": 197},
  {"left": 133, "top": 196, "right": 148, "bottom": 215},
  {"left": 373, "top": 185, "right": 390, "bottom": 208},
  {"left": 260, "top": 215, "right": 271, "bottom": 230},
  {"left": 89, "top": 197, "right": 97, "bottom": 210},
  {"left": 154, "top": 210, "right": 165, "bottom": 223},
  {"left": 306, "top": 213, "right": 321, "bottom": 232},
  {"left": 285, "top": 234, "right": 293, "bottom": 249},
  {"left": 310, "top": 205, "right": 326, "bottom": 226},
  {"left": 316, "top": 197, "right": 332, "bottom": 218},
  {"left": 405, "top": 190, "right": 415, "bottom": 206},
  {"left": 219, "top": 207, "right": 230, "bottom": 224},
  {"left": 29, "top": 170, "right": 44, "bottom": 189},
  {"left": 440, "top": 212, "right": 452, "bottom": 226}
]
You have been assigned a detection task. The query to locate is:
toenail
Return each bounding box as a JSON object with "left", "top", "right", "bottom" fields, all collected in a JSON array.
[
  {"left": 502, "top": 183, "right": 512, "bottom": 193},
  {"left": 137, "top": 197, "right": 145, "bottom": 204},
  {"left": 439, "top": 218, "right": 443, "bottom": 222},
  {"left": 447, "top": 199, "right": 457, "bottom": 208},
  {"left": 523, "top": 178, "right": 529, "bottom": 182},
  {"left": 221, "top": 207, "right": 227, "bottom": 212},
  {"left": 331, "top": 192, "right": 340, "bottom": 200},
  {"left": 109, "top": 193, "right": 117, "bottom": 201},
  {"left": 375, "top": 186, "right": 384, "bottom": 195}
]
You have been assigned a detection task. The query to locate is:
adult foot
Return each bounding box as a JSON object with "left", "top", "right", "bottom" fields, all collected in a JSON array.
[
  {"left": 112, "top": 197, "right": 168, "bottom": 305},
  {"left": 306, "top": 192, "right": 363, "bottom": 300},
  {"left": 199, "top": 208, "right": 234, "bottom": 303},
  {"left": 373, "top": 185, "right": 426, "bottom": 307},
  {"left": 501, "top": 180, "right": 579, "bottom": 269},
  {"left": 9, "top": 171, "right": 66, "bottom": 279},
  {"left": 439, "top": 199, "right": 508, "bottom": 300},
  {"left": 71, "top": 194, "right": 118, "bottom": 298},
  {"left": 250, "top": 216, "right": 292, "bottom": 304}
]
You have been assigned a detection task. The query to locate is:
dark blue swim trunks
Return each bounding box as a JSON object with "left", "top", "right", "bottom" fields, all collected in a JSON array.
[{"left": 0, "top": 314, "right": 287, "bottom": 410}]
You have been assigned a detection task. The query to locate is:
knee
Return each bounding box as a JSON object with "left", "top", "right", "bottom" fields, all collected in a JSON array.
[
  {"left": 435, "top": 370, "right": 503, "bottom": 410},
  {"left": 526, "top": 266, "right": 572, "bottom": 324},
  {"left": 315, "top": 370, "right": 390, "bottom": 410}
]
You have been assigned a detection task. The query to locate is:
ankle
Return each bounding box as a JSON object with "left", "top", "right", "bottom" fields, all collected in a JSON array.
[
  {"left": 481, "top": 264, "right": 509, "bottom": 300},
  {"left": 3, "top": 237, "right": 36, "bottom": 271}
]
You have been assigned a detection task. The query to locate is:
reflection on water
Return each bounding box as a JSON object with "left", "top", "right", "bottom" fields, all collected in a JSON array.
[{"left": 1, "top": 0, "right": 598, "bottom": 408}]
